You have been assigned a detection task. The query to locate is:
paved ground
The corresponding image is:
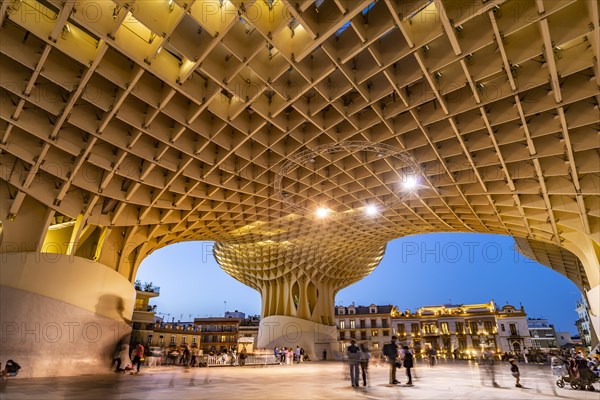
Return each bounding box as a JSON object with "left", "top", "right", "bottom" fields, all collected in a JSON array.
[{"left": 1, "top": 360, "right": 597, "bottom": 399}]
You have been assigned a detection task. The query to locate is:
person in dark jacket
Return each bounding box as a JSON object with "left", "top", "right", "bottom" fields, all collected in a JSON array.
[
  {"left": 383, "top": 336, "right": 400, "bottom": 384},
  {"left": 509, "top": 358, "right": 522, "bottom": 388},
  {"left": 347, "top": 340, "right": 360, "bottom": 387},
  {"left": 402, "top": 346, "right": 414, "bottom": 386}
]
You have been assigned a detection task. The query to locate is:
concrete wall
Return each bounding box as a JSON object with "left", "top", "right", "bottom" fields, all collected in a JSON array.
[{"left": 0, "top": 253, "right": 135, "bottom": 378}]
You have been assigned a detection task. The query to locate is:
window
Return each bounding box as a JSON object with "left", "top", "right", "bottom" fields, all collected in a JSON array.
[
  {"left": 423, "top": 325, "right": 430, "bottom": 334},
  {"left": 441, "top": 322, "right": 449, "bottom": 335},
  {"left": 339, "top": 320, "right": 346, "bottom": 329},
  {"left": 382, "top": 319, "right": 388, "bottom": 328},
  {"left": 371, "top": 330, "right": 378, "bottom": 336},
  {"left": 192, "top": 336, "right": 197, "bottom": 345},
  {"left": 411, "top": 324, "right": 420, "bottom": 335},
  {"left": 350, "top": 331, "right": 356, "bottom": 339},
  {"left": 361, "top": 331, "right": 367, "bottom": 340},
  {"left": 370, "top": 308, "right": 376, "bottom": 313},
  {"left": 458, "top": 338, "right": 467, "bottom": 349},
  {"left": 509, "top": 323, "right": 517, "bottom": 336},
  {"left": 350, "top": 320, "right": 356, "bottom": 329},
  {"left": 338, "top": 307, "right": 345, "bottom": 315},
  {"left": 182, "top": 336, "right": 187, "bottom": 344},
  {"left": 134, "top": 298, "right": 145, "bottom": 311},
  {"left": 339, "top": 331, "right": 346, "bottom": 340},
  {"left": 372, "top": 342, "right": 379, "bottom": 348},
  {"left": 147, "top": 334, "right": 153, "bottom": 345},
  {"left": 170, "top": 336, "right": 176, "bottom": 346},
  {"left": 221, "top": 335, "right": 227, "bottom": 342},
  {"left": 159, "top": 335, "right": 165, "bottom": 345},
  {"left": 484, "top": 321, "right": 493, "bottom": 334},
  {"left": 469, "top": 322, "right": 478, "bottom": 334},
  {"left": 360, "top": 319, "right": 366, "bottom": 329},
  {"left": 371, "top": 319, "right": 377, "bottom": 327},
  {"left": 398, "top": 324, "right": 406, "bottom": 336},
  {"left": 501, "top": 324, "right": 505, "bottom": 332},
  {"left": 455, "top": 322, "right": 464, "bottom": 334},
  {"left": 472, "top": 338, "right": 480, "bottom": 348},
  {"left": 382, "top": 330, "right": 389, "bottom": 337}
]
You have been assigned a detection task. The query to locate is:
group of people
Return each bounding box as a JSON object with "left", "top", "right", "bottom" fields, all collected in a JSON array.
[
  {"left": 344, "top": 336, "right": 415, "bottom": 388},
  {"left": 346, "top": 340, "right": 375, "bottom": 387},
  {"left": 382, "top": 336, "right": 414, "bottom": 386},
  {"left": 347, "top": 336, "right": 528, "bottom": 389},
  {"left": 273, "top": 346, "right": 308, "bottom": 364},
  {"left": 110, "top": 342, "right": 250, "bottom": 374},
  {"left": 111, "top": 343, "right": 145, "bottom": 374}
]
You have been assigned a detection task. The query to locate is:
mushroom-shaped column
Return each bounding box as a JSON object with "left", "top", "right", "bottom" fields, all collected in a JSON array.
[{"left": 214, "top": 238, "right": 386, "bottom": 359}]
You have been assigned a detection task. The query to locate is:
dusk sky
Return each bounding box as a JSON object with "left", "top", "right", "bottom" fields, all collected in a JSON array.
[{"left": 136, "top": 233, "right": 582, "bottom": 334}]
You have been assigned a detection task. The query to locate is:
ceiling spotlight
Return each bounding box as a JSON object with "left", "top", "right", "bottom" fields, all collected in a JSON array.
[
  {"left": 308, "top": 158, "right": 316, "bottom": 163},
  {"left": 365, "top": 205, "right": 378, "bottom": 216},
  {"left": 404, "top": 176, "right": 417, "bottom": 190},
  {"left": 316, "top": 207, "right": 330, "bottom": 218}
]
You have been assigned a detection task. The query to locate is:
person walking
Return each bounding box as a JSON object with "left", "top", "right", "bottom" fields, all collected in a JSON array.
[
  {"left": 427, "top": 346, "right": 437, "bottom": 367},
  {"left": 295, "top": 346, "right": 301, "bottom": 364},
  {"left": 111, "top": 342, "right": 123, "bottom": 372},
  {"left": 509, "top": 358, "right": 522, "bottom": 388},
  {"left": 402, "top": 346, "right": 414, "bottom": 386},
  {"left": 286, "top": 348, "right": 293, "bottom": 365},
  {"left": 359, "top": 343, "right": 371, "bottom": 387},
  {"left": 132, "top": 343, "right": 144, "bottom": 374},
  {"left": 480, "top": 348, "right": 500, "bottom": 388},
  {"left": 383, "top": 336, "right": 400, "bottom": 384},
  {"left": 190, "top": 347, "right": 199, "bottom": 367},
  {"left": 347, "top": 340, "right": 360, "bottom": 387},
  {"left": 239, "top": 348, "right": 247, "bottom": 366},
  {"left": 323, "top": 349, "right": 327, "bottom": 360}
]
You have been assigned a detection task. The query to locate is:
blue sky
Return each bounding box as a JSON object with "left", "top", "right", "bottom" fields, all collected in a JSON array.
[{"left": 136, "top": 233, "right": 583, "bottom": 334}]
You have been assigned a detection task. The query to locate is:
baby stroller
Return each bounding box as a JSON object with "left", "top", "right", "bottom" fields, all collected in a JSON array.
[
  {"left": 572, "top": 358, "right": 598, "bottom": 391},
  {"left": 1, "top": 360, "right": 21, "bottom": 381},
  {"left": 551, "top": 356, "right": 572, "bottom": 388}
]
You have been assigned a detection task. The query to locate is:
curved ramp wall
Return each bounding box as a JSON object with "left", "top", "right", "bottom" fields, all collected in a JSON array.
[{"left": 0, "top": 253, "right": 135, "bottom": 378}]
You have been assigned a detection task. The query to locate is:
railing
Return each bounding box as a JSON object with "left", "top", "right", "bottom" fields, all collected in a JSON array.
[
  {"left": 135, "top": 285, "right": 160, "bottom": 293},
  {"left": 203, "top": 354, "right": 278, "bottom": 366}
]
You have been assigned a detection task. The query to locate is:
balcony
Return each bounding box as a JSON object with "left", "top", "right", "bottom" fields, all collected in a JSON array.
[
  {"left": 134, "top": 281, "right": 160, "bottom": 296},
  {"left": 200, "top": 327, "right": 238, "bottom": 333},
  {"left": 132, "top": 310, "right": 156, "bottom": 324}
]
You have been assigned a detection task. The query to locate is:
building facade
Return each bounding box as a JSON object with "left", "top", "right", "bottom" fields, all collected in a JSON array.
[
  {"left": 393, "top": 302, "right": 532, "bottom": 358},
  {"left": 555, "top": 332, "right": 573, "bottom": 348},
  {"left": 335, "top": 304, "right": 394, "bottom": 354},
  {"left": 527, "top": 318, "right": 558, "bottom": 350},
  {"left": 576, "top": 296, "right": 595, "bottom": 351},
  {"left": 130, "top": 285, "right": 242, "bottom": 353},
  {"left": 130, "top": 283, "right": 160, "bottom": 346}
]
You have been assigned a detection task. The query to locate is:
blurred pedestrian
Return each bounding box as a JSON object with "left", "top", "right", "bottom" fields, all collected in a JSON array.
[
  {"left": 383, "top": 336, "right": 400, "bottom": 384},
  {"left": 402, "top": 346, "right": 414, "bottom": 386},
  {"left": 347, "top": 340, "right": 360, "bottom": 387},
  {"left": 509, "top": 358, "right": 522, "bottom": 388},
  {"left": 359, "top": 343, "right": 371, "bottom": 386}
]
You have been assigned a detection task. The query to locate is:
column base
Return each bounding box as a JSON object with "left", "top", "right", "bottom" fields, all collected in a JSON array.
[{"left": 257, "top": 316, "right": 338, "bottom": 361}]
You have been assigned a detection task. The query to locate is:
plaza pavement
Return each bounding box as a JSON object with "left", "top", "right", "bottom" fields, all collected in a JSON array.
[{"left": 1, "top": 359, "right": 597, "bottom": 400}]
